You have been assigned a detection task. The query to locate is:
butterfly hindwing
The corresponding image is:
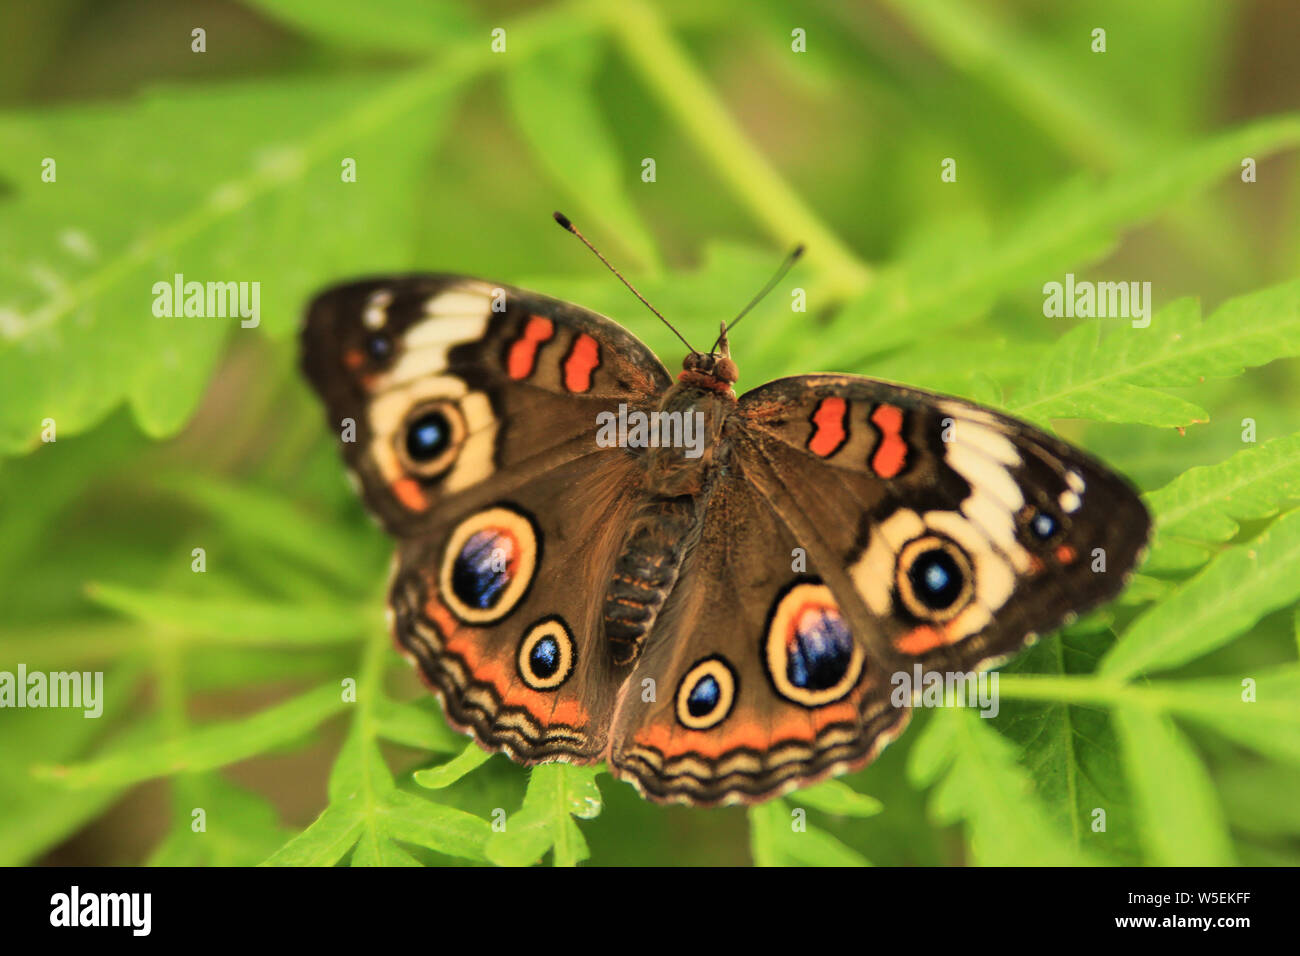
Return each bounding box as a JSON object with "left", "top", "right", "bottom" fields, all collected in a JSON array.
[
  {"left": 389, "top": 453, "right": 645, "bottom": 762},
  {"left": 607, "top": 468, "right": 910, "bottom": 806}
]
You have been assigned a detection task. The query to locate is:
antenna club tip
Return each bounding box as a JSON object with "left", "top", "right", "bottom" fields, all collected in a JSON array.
[
  {"left": 792, "top": 243, "right": 806, "bottom": 259},
  {"left": 553, "top": 211, "right": 574, "bottom": 231}
]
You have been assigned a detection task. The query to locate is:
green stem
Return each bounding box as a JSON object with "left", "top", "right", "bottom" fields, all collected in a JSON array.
[
  {"left": 606, "top": 0, "right": 871, "bottom": 298},
  {"left": 994, "top": 673, "right": 1131, "bottom": 707},
  {"left": 994, "top": 673, "right": 1245, "bottom": 715},
  {"left": 349, "top": 600, "right": 394, "bottom": 862}
]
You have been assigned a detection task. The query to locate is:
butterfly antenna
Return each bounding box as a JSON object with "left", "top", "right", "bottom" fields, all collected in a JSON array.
[
  {"left": 553, "top": 211, "right": 696, "bottom": 354},
  {"left": 710, "top": 244, "right": 805, "bottom": 353}
]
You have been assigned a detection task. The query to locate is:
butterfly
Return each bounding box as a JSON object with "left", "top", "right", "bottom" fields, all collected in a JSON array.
[{"left": 300, "top": 213, "right": 1150, "bottom": 807}]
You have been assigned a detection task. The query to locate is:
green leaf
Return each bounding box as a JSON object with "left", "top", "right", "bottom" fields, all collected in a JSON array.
[
  {"left": 505, "top": 35, "right": 659, "bottom": 270},
  {"left": 485, "top": 764, "right": 602, "bottom": 867},
  {"left": 372, "top": 697, "right": 466, "bottom": 753},
  {"left": 783, "top": 115, "right": 1300, "bottom": 371},
  {"left": 792, "top": 780, "right": 884, "bottom": 818},
  {"left": 413, "top": 742, "right": 493, "bottom": 789},
  {"left": 867, "top": 336, "right": 1049, "bottom": 404},
  {"left": 0, "top": 664, "right": 149, "bottom": 864},
  {"left": 749, "top": 799, "right": 870, "bottom": 866},
  {"left": 34, "top": 682, "right": 348, "bottom": 788},
  {"left": 908, "top": 708, "right": 1089, "bottom": 865},
  {"left": 746, "top": 779, "right": 881, "bottom": 866},
  {"left": 1100, "top": 508, "right": 1300, "bottom": 679},
  {"left": 1143, "top": 431, "right": 1300, "bottom": 571},
  {"left": 1009, "top": 280, "right": 1300, "bottom": 425},
  {"left": 0, "top": 70, "right": 460, "bottom": 452},
  {"left": 153, "top": 473, "right": 381, "bottom": 588},
  {"left": 240, "top": 0, "right": 478, "bottom": 53},
  {"left": 263, "top": 633, "right": 491, "bottom": 866},
  {"left": 1219, "top": 759, "right": 1300, "bottom": 838},
  {"left": 1115, "top": 573, "right": 1175, "bottom": 606},
  {"left": 86, "top": 582, "right": 370, "bottom": 646},
  {"left": 878, "top": 0, "right": 1138, "bottom": 168},
  {"left": 374, "top": 789, "right": 492, "bottom": 861},
  {"left": 261, "top": 805, "right": 364, "bottom": 867},
  {"left": 148, "top": 775, "right": 292, "bottom": 867},
  {"left": 997, "top": 666, "right": 1300, "bottom": 769},
  {"left": 1154, "top": 667, "right": 1300, "bottom": 767},
  {"left": 349, "top": 831, "right": 423, "bottom": 867},
  {"left": 1113, "top": 705, "right": 1234, "bottom": 865},
  {"left": 997, "top": 629, "right": 1141, "bottom": 863},
  {"left": 266, "top": 729, "right": 491, "bottom": 866}
]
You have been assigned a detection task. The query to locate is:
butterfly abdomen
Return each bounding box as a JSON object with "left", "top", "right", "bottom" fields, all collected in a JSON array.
[{"left": 604, "top": 497, "right": 697, "bottom": 665}]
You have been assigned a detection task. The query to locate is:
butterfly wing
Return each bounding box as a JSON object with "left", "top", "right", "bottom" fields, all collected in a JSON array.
[
  {"left": 606, "top": 373, "right": 1148, "bottom": 805},
  {"left": 736, "top": 374, "right": 1151, "bottom": 673},
  {"left": 302, "top": 275, "right": 671, "bottom": 760},
  {"left": 301, "top": 275, "right": 669, "bottom": 534},
  {"left": 605, "top": 463, "right": 910, "bottom": 806},
  {"left": 387, "top": 454, "right": 644, "bottom": 761}
]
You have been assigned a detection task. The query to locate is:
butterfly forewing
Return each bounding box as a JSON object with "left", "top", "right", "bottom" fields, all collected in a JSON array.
[
  {"left": 738, "top": 374, "right": 1150, "bottom": 674},
  {"left": 300, "top": 275, "right": 669, "bottom": 535}
]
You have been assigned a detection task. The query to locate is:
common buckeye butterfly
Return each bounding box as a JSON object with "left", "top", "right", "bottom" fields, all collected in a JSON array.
[{"left": 301, "top": 214, "right": 1149, "bottom": 807}]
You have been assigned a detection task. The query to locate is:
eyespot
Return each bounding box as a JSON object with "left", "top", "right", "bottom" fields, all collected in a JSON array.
[
  {"left": 908, "top": 549, "right": 963, "bottom": 609},
  {"left": 763, "top": 582, "right": 864, "bottom": 707},
  {"left": 365, "top": 333, "right": 392, "bottom": 360},
  {"left": 1028, "top": 509, "right": 1059, "bottom": 541},
  {"left": 407, "top": 410, "right": 450, "bottom": 460},
  {"left": 675, "top": 656, "right": 737, "bottom": 730},
  {"left": 439, "top": 505, "right": 540, "bottom": 625},
  {"left": 896, "top": 536, "right": 974, "bottom": 623},
  {"left": 517, "top": 616, "right": 575, "bottom": 691},
  {"left": 397, "top": 401, "right": 466, "bottom": 478}
]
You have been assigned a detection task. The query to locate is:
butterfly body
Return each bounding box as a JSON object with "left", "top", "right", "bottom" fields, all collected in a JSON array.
[{"left": 302, "top": 273, "right": 1150, "bottom": 806}]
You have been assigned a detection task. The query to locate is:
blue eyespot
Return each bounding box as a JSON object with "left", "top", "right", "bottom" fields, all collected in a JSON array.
[
  {"left": 676, "top": 657, "right": 737, "bottom": 729},
  {"left": 406, "top": 411, "right": 450, "bottom": 463},
  {"left": 365, "top": 333, "right": 392, "bottom": 360},
  {"left": 451, "top": 529, "right": 515, "bottom": 610},
  {"left": 787, "top": 607, "right": 853, "bottom": 691},
  {"left": 907, "top": 549, "right": 964, "bottom": 611},
  {"left": 517, "top": 617, "right": 574, "bottom": 690},
  {"left": 686, "top": 674, "right": 721, "bottom": 718},
  {"left": 528, "top": 635, "right": 560, "bottom": 679},
  {"left": 1030, "top": 511, "right": 1058, "bottom": 540}
]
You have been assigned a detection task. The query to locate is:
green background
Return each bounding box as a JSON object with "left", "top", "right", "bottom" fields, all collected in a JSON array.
[{"left": 2, "top": 0, "right": 1299, "bottom": 866}]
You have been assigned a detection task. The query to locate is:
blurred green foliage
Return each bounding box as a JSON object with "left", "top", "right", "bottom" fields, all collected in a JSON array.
[{"left": 1, "top": 0, "right": 1299, "bottom": 866}]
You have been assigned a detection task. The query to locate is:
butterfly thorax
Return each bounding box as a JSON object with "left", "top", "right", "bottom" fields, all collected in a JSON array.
[
  {"left": 604, "top": 374, "right": 736, "bottom": 665},
  {"left": 643, "top": 379, "right": 734, "bottom": 496}
]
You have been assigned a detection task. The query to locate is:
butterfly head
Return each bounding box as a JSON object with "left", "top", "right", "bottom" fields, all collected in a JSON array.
[{"left": 681, "top": 322, "right": 739, "bottom": 391}]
